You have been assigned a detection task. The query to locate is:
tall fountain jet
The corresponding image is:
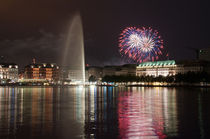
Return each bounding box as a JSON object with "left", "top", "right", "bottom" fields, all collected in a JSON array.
[{"left": 62, "top": 13, "right": 85, "bottom": 83}]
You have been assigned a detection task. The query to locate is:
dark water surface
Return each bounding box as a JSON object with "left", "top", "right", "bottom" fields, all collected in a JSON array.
[{"left": 0, "top": 86, "right": 209, "bottom": 139}]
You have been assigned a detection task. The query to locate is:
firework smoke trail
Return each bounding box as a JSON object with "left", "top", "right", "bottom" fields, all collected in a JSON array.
[{"left": 119, "top": 27, "right": 167, "bottom": 63}]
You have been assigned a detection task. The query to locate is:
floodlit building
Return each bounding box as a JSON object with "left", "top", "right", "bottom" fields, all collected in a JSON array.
[
  {"left": 23, "top": 60, "right": 59, "bottom": 83},
  {"left": 136, "top": 60, "right": 177, "bottom": 77},
  {"left": 0, "top": 63, "right": 18, "bottom": 83},
  {"left": 136, "top": 60, "right": 210, "bottom": 77}
]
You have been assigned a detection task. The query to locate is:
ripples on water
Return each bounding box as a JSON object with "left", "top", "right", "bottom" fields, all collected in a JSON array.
[{"left": 0, "top": 86, "right": 209, "bottom": 139}]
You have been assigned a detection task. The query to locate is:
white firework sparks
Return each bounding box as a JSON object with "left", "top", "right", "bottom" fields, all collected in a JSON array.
[{"left": 128, "top": 33, "right": 155, "bottom": 53}]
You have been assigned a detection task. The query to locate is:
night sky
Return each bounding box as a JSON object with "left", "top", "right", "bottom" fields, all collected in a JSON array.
[{"left": 0, "top": 0, "right": 209, "bottom": 68}]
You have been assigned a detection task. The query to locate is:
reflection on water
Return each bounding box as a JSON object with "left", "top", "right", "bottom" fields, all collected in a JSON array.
[
  {"left": 0, "top": 87, "right": 209, "bottom": 139},
  {"left": 0, "top": 87, "right": 60, "bottom": 138},
  {"left": 118, "top": 87, "right": 178, "bottom": 139},
  {"left": 85, "top": 86, "right": 119, "bottom": 138}
]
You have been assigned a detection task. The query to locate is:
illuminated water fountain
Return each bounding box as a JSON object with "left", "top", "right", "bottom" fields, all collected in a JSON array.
[{"left": 62, "top": 13, "right": 85, "bottom": 84}]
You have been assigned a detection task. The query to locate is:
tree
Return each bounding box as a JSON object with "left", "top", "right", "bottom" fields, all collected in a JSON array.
[{"left": 89, "top": 75, "right": 97, "bottom": 82}]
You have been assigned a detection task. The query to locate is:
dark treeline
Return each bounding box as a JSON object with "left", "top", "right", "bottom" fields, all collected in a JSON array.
[{"left": 101, "top": 71, "right": 210, "bottom": 83}]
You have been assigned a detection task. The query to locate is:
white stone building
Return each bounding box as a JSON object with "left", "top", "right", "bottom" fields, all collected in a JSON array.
[{"left": 0, "top": 63, "right": 18, "bottom": 83}]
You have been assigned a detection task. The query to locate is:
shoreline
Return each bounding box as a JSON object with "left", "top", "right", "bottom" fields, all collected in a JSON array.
[{"left": 0, "top": 82, "right": 210, "bottom": 88}]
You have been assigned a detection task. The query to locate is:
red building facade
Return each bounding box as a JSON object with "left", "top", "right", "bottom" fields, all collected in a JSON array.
[{"left": 24, "top": 62, "right": 59, "bottom": 83}]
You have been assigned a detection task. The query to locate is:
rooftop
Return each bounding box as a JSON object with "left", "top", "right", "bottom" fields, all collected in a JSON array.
[
  {"left": 25, "top": 63, "right": 58, "bottom": 68},
  {"left": 0, "top": 63, "right": 18, "bottom": 68},
  {"left": 138, "top": 60, "right": 176, "bottom": 67}
]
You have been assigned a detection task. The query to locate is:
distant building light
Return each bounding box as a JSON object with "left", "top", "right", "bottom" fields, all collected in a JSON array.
[
  {"left": 31, "top": 66, "right": 34, "bottom": 68},
  {"left": 51, "top": 64, "right": 54, "bottom": 67},
  {"left": 43, "top": 64, "right": 46, "bottom": 67},
  {"left": 15, "top": 65, "right": 18, "bottom": 69},
  {"left": 9, "top": 65, "right": 12, "bottom": 68}
]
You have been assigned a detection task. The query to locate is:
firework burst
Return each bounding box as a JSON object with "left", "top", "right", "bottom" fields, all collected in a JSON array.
[{"left": 119, "top": 27, "right": 167, "bottom": 63}]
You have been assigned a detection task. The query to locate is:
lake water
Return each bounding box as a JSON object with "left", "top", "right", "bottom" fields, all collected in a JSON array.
[{"left": 0, "top": 86, "right": 209, "bottom": 139}]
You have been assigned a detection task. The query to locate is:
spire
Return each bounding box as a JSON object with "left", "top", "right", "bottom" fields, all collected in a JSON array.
[{"left": 32, "top": 58, "right": 36, "bottom": 64}]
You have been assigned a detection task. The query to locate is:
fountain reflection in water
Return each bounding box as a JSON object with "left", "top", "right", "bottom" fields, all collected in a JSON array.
[{"left": 62, "top": 13, "right": 85, "bottom": 84}]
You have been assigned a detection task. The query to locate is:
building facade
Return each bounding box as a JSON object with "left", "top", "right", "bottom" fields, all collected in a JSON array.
[
  {"left": 0, "top": 63, "right": 18, "bottom": 83},
  {"left": 23, "top": 63, "right": 59, "bottom": 83},
  {"left": 85, "top": 64, "right": 136, "bottom": 82},
  {"left": 60, "top": 66, "right": 88, "bottom": 84},
  {"left": 86, "top": 67, "right": 103, "bottom": 81},
  {"left": 136, "top": 60, "right": 209, "bottom": 77},
  {"left": 136, "top": 60, "right": 177, "bottom": 77},
  {"left": 102, "top": 64, "right": 136, "bottom": 77}
]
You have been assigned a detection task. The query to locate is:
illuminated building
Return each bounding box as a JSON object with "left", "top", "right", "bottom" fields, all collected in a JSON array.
[
  {"left": 136, "top": 60, "right": 177, "bottom": 77},
  {"left": 0, "top": 63, "right": 18, "bottom": 83},
  {"left": 23, "top": 59, "right": 59, "bottom": 83},
  {"left": 136, "top": 60, "right": 210, "bottom": 77}
]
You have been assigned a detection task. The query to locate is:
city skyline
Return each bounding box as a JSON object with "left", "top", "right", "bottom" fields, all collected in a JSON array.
[
  {"left": 0, "top": 0, "right": 209, "bottom": 67},
  {"left": 0, "top": 1, "right": 210, "bottom": 138}
]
